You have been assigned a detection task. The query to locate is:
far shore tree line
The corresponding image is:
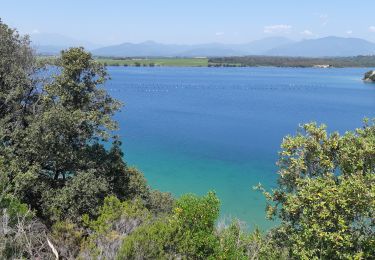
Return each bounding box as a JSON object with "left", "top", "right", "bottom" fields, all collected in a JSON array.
[
  {"left": 37, "top": 53, "right": 375, "bottom": 68},
  {"left": 1, "top": 19, "right": 374, "bottom": 259},
  {"left": 208, "top": 55, "right": 375, "bottom": 68}
]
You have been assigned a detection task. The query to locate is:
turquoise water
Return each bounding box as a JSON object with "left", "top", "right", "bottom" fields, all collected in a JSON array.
[{"left": 105, "top": 67, "right": 375, "bottom": 230}]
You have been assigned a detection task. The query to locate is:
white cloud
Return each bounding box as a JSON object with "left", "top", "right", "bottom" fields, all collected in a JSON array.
[
  {"left": 215, "top": 32, "right": 224, "bottom": 36},
  {"left": 369, "top": 26, "right": 375, "bottom": 32},
  {"left": 346, "top": 30, "right": 353, "bottom": 35},
  {"left": 301, "top": 30, "right": 313, "bottom": 36},
  {"left": 264, "top": 24, "right": 292, "bottom": 34},
  {"left": 31, "top": 29, "right": 40, "bottom": 34}
]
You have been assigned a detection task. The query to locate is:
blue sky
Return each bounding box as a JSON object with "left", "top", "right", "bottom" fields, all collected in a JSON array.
[{"left": 1, "top": 0, "right": 375, "bottom": 45}]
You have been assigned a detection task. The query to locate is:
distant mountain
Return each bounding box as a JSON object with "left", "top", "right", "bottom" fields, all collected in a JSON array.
[
  {"left": 31, "top": 34, "right": 375, "bottom": 57},
  {"left": 266, "top": 36, "right": 375, "bottom": 57},
  {"left": 177, "top": 46, "right": 243, "bottom": 57},
  {"left": 33, "top": 45, "right": 66, "bottom": 55},
  {"left": 173, "top": 43, "right": 245, "bottom": 57},
  {"left": 30, "top": 33, "right": 102, "bottom": 54},
  {"left": 235, "top": 37, "right": 294, "bottom": 54},
  {"left": 92, "top": 41, "right": 190, "bottom": 57},
  {"left": 92, "top": 41, "right": 244, "bottom": 57},
  {"left": 91, "top": 37, "right": 295, "bottom": 57}
]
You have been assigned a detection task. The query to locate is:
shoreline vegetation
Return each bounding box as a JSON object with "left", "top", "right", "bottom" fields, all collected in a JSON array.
[
  {"left": 37, "top": 54, "right": 375, "bottom": 68},
  {"left": 2, "top": 19, "right": 375, "bottom": 259}
]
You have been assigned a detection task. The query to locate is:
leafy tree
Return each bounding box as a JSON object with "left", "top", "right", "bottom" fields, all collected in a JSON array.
[
  {"left": 43, "top": 170, "right": 109, "bottom": 222},
  {"left": 0, "top": 20, "right": 42, "bottom": 213},
  {"left": 0, "top": 19, "right": 39, "bottom": 137},
  {"left": 260, "top": 121, "right": 375, "bottom": 259},
  {"left": 1, "top": 46, "right": 124, "bottom": 221},
  {"left": 0, "top": 21, "right": 173, "bottom": 224}
]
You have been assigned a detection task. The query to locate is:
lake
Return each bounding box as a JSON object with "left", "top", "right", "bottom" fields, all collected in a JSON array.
[{"left": 105, "top": 67, "right": 375, "bottom": 230}]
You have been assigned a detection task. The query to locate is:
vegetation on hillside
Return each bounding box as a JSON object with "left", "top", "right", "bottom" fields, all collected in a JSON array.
[
  {"left": 209, "top": 55, "right": 375, "bottom": 68},
  {"left": 1, "top": 20, "right": 374, "bottom": 259},
  {"left": 38, "top": 55, "right": 375, "bottom": 68}
]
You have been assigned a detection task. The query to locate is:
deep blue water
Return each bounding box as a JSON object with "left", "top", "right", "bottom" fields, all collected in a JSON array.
[{"left": 105, "top": 67, "right": 375, "bottom": 229}]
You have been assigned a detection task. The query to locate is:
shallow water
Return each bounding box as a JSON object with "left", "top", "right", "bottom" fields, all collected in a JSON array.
[{"left": 105, "top": 67, "right": 375, "bottom": 230}]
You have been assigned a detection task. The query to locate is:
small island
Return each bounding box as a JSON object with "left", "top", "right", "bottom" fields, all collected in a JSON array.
[{"left": 364, "top": 70, "right": 375, "bottom": 82}]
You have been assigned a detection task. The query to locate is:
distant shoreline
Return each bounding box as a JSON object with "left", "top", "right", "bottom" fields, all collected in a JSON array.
[{"left": 37, "top": 55, "right": 375, "bottom": 68}]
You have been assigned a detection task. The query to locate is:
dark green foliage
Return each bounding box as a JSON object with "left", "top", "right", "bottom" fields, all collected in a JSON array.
[
  {"left": 0, "top": 21, "right": 172, "bottom": 226},
  {"left": 43, "top": 170, "right": 109, "bottom": 222},
  {"left": 0, "top": 19, "right": 38, "bottom": 134},
  {"left": 1, "top": 45, "right": 123, "bottom": 221}
]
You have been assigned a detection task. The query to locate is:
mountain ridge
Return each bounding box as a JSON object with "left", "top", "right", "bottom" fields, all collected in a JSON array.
[
  {"left": 33, "top": 35, "right": 375, "bottom": 57},
  {"left": 266, "top": 36, "right": 375, "bottom": 57}
]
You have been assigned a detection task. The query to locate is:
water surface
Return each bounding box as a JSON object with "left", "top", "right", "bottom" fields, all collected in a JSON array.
[{"left": 105, "top": 67, "right": 375, "bottom": 229}]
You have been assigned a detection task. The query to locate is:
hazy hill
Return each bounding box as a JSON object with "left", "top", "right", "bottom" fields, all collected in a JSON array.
[
  {"left": 266, "top": 36, "right": 375, "bottom": 57},
  {"left": 92, "top": 41, "right": 245, "bottom": 57},
  {"left": 92, "top": 41, "right": 191, "bottom": 57},
  {"left": 30, "top": 33, "right": 102, "bottom": 54},
  {"left": 92, "top": 36, "right": 375, "bottom": 57},
  {"left": 235, "top": 37, "right": 294, "bottom": 54},
  {"left": 32, "top": 34, "right": 375, "bottom": 57},
  {"left": 91, "top": 37, "right": 294, "bottom": 57}
]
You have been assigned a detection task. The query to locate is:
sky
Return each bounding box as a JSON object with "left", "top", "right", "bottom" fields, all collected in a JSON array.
[{"left": 1, "top": 0, "right": 375, "bottom": 45}]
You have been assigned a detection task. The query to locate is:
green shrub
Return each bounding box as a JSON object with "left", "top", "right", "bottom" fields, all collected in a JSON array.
[
  {"left": 118, "top": 192, "right": 220, "bottom": 259},
  {"left": 80, "top": 196, "right": 151, "bottom": 259},
  {"left": 43, "top": 170, "right": 109, "bottom": 222},
  {"left": 51, "top": 220, "right": 83, "bottom": 259}
]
